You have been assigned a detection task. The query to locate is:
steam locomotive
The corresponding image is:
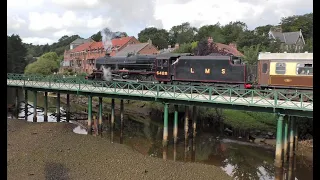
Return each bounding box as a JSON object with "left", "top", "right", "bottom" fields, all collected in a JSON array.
[
  {"left": 87, "top": 52, "right": 313, "bottom": 92},
  {"left": 87, "top": 53, "right": 255, "bottom": 89}
]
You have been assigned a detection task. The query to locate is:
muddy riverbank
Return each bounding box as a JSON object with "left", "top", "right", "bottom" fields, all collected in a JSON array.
[{"left": 7, "top": 119, "right": 232, "bottom": 180}]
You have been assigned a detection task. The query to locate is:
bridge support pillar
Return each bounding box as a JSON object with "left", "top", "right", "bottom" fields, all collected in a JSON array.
[
  {"left": 120, "top": 99, "right": 124, "bottom": 144},
  {"left": 294, "top": 121, "right": 298, "bottom": 170},
  {"left": 44, "top": 92, "right": 48, "bottom": 122},
  {"left": 283, "top": 116, "right": 289, "bottom": 164},
  {"left": 98, "top": 97, "right": 103, "bottom": 135},
  {"left": 162, "top": 103, "right": 169, "bottom": 160},
  {"left": 191, "top": 106, "right": 197, "bottom": 162},
  {"left": 289, "top": 116, "right": 295, "bottom": 159},
  {"left": 110, "top": 98, "right": 115, "bottom": 142},
  {"left": 33, "top": 91, "right": 37, "bottom": 122},
  {"left": 173, "top": 104, "right": 178, "bottom": 161},
  {"left": 56, "top": 93, "right": 60, "bottom": 122},
  {"left": 274, "top": 114, "right": 284, "bottom": 168},
  {"left": 184, "top": 106, "right": 189, "bottom": 161},
  {"left": 66, "top": 94, "right": 70, "bottom": 122},
  {"left": 15, "top": 88, "right": 19, "bottom": 117},
  {"left": 24, "top": 90, "right": 28, "bottom": 121},
  {"left": 88, "top": 96, "right": 92, "bottom": 135}
]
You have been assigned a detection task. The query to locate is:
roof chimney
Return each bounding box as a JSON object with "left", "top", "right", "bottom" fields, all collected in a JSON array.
[
  {"left": 147, "top": 38, "right": 152, "bottom": 45},
  {"left": 208, "top": 37, "right": 213, "bottom": 44},
  {"left": 229, "top": 43, "right": 237, "bottom": 49}
]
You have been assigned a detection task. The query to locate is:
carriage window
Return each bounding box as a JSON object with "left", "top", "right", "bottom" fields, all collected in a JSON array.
[
  {"left": 275, "top": 63, "right": 286, "bottom": 74},
  {"left": 262, "top": 63, "right": 268, "bottom": 74},
  {"left": 297, "top": 63, "right": 313, "bottom": 75}
]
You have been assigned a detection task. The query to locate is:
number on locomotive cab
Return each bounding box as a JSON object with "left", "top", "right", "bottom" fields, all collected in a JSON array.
[{"left": 221, "top": 69, "right": 226, "bottom": 74}]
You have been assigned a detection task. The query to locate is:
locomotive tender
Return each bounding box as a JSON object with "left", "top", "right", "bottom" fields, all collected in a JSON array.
[
  {"left": 87, "top": 52, "right": 313, "bottom": 91},
  {"left": 88, "top": 53, "right": 255, "bottom": 89}
]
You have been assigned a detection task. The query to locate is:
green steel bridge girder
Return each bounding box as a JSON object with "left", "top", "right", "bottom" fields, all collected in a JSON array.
[
  {"left": 9, "top": 86, "right": 313, "bottom": 118},
  {"left": 7, "top": 73, "right": 313, "bottom": 118}
]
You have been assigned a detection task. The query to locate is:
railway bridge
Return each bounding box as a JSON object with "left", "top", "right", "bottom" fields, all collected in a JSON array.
[{"left": 7, "top": 73, "right": 313, "bottom": 169}]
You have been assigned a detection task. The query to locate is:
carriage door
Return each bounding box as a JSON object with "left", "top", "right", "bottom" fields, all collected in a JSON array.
[
  {"left": 155, "top": 57, "right": 170, "bottom": 81},
  {"left": 258, "top": 60, "right": 270, "bottom": 86}
]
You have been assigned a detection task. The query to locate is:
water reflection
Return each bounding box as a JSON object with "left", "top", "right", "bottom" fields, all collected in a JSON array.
[
  {"left": 93, "top": 114, "right": 312, "bottom": 180},
  {"left": 9, "top": 92, "right": 312, "bottom": 180}
]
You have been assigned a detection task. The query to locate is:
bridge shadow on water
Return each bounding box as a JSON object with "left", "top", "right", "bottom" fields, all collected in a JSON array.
[{"left": 9, "top": 94, "right": 313, "bottom": 180}]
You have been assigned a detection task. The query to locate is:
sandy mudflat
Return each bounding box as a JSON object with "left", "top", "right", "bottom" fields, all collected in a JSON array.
[{"left": 7, "top": 119, "right": 231, "bottom": 180}]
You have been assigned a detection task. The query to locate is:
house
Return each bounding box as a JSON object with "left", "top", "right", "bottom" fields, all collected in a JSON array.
[
  {"left": 207, "top": 37, "right": 244, "bottom": 57},
  {"left": 114, "top": 39, "right": 159, "bottom": 57},
  {"left": 62, "top": 36, "right": 141, "bottom": 73},
  {"left": 69, "top": 38, "right": 94, "bottom": 50},
  {"left": 268, "top": 28, "right": 305, "bottom": 52}
]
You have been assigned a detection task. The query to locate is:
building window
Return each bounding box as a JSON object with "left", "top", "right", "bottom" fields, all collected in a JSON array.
[
  {"left": 262, "top": 63, "right": 268, "bottom": 74},
  {"left": 275, "top": 63, "right": 286, "bottom": 74},
  {"left": 297, "top": 63, "right": 313, "bottom": 75}
]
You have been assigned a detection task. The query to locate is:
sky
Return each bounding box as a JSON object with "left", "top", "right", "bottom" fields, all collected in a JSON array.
[{"left": 7, "top": 0, "right": 313, "bottom": 45}]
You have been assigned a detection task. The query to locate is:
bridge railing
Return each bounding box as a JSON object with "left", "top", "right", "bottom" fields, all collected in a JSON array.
[{"left": 7, "top": 73, "right": 313, "bottom": 111}]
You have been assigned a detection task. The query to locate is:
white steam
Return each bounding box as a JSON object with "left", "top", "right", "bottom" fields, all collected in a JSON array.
[
  {"left": 101, "top": 66, "right": 112, "bottom": 81},
  {"left": 100, "top": 28, "right": 115, "bottom": 52}
]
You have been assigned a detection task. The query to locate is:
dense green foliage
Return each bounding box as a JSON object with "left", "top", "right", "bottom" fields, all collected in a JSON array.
[
  {"left": 24, "top": 52, "right": 60, "bottom": 75},
  {"left": 7, "top": 34, "right": 28, "bottom": 73}
]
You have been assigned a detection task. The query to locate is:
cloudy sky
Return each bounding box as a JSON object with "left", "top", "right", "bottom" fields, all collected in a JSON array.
[{"left": 8, "top": 0, "right": 312, "bottom": 45}]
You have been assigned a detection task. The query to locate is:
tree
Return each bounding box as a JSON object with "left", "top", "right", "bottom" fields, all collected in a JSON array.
[
  {"left": 236, "top": 30, "right": 270, "bottom": 52},
  {"left": 7, "top": 34, "right": 28, "bottom": 73},
  {"left": 138, "top": 27, "right": 169, "bottom": 49},
  {"left": 193, "top": 38, "right": 226, "bottom": 56},
  {"left": 196, "top": 24, "right": 225, "bottom": 43},
  {"left": 221, "top": 21, "right": 247, "bottom": 44},
  {"left": 281, "top": 13, "right": 313, "bottom": 40},
  {"left": 169, "top": 22, "right": 198, "bottom": 45},
  {"left": 91, "top": 31, "right": 102, "bottom": 41},
  {"left": 242, "top": 44, "right": 261, "bottom": 65},
  {"left": 24, "top": 52, "right": 60, "bottom": 75},
  {"left": 254, "top": 25, "right": 274, "bottom": 36}
]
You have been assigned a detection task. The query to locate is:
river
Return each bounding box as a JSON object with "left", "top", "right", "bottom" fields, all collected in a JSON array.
[{"left": 9, "top": 91, "right": 313, "bottom": 180}]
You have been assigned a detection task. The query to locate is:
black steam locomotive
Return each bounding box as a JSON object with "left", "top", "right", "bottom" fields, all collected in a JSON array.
[{"left": 87, "top": 53, "right": 256, "bottom": 89}]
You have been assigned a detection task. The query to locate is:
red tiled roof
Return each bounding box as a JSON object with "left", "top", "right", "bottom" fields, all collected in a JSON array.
[
  {"left": 112, "top": 36, "right": 133, "bottom": 47},
  {"left": 216, "top": 43, "right": 244, "bottom": 57},
  {"left": 70, "top": 42, "right": 94, "bottom": 53},
  {"left": 89, "top": 41, "right": 103, "bottom": 50}
]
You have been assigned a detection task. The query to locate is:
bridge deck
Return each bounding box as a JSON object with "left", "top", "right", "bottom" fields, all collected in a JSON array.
[{"left": 7, "top": 76, "right": 312, "bottom": 118}]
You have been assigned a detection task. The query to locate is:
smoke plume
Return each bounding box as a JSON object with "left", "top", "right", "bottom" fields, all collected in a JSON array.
[
  {"left": 101, "top": 66, "right": 112, "bottom": 81},
  {"left": 100, "top": 27, "right": 116, "bottom": 52}
]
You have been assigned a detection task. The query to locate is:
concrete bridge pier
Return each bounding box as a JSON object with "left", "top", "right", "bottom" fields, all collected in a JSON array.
[
  {"left": 173, "top": 104, "right": 179, "bottom": 161},
  {"left": 56, "top": 93, "right": 60, "bottom": 122},
  {"left": 33, "top": 91, "right": 37, "bottom": 122},
  {"left": 15, "top": 88, "right": 19, "bottom": 117},
  {"left": 294, "top": 122, "right": 298, "bottom": 171},
  {"left": 191, "top": 106, "right": 197, "bottom": 162},
  {"left": 288, "top": 116, "right": 296, "bottom": 159},
  {"left": 98, "top": 97, "right": 103, "bottom": 135},
  {"left": 283, "top": 116, "right": 289, "bottom": 164},
  {"left": 274, "top": 114, "right": 284, "bottom": 168},
  {"left": 24, "top": 90, "right": 28, "bottom": 120},
  {"left": 44, "top": 92, "right": 48, "bottom": 122},
  {"left": 88, "top": 96, "right": 92, "bottom": 135},
  {"left": 66, "top": 94, "right": 70, "bottom": 122},
  {"left": 120, "top": 99, "right": 124, "bottom": 144},
  {"left": 184, "top": 106, "right": 189, "bottom": 161},
  {"left": 274, "top": 167, "right": 284, "bottom": 180},
  {"left": 162, "top": 103, "right": 169, "bottom": 160},
  {"left": 110, "top": 98, "right": 115, "bottom": 143}
]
